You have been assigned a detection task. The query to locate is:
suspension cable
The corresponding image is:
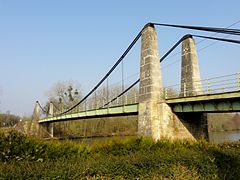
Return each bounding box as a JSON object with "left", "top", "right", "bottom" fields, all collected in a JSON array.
[
  {"left": 100, "top": 33, "right": 240, "bottom": 108},
  {"left": 51, "top": 101, "right": 61, "bottom": 112},
  {"left": 192, "top": 34, "right": 240, "bottom": 44},
  {"left": 99, "top": 79, "right": 140, "bottom": 108},
  {"left": 152, "top": 23, "right": 240, "bottom": 35},
  {"left": 36, "top": 101, "right": 47, "bottom": 114},
  {"left": 56, "top": 22, "right": 240, "bottom": 115},
  {"left": 160, "top": 20, "right": 240, "bottom": 64},
  {"left": 160, "top": 34, "right": 193, "bottom": 61},
  {"left": 196, "top": 20, "right": 240, "bottom": 45},
  {"left": 58, "top": 28, "right": 143, "bottom": 115}
]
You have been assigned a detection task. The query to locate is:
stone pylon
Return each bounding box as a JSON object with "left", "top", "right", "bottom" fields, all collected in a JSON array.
[
  {"left": 138, "top": 24, "right": 199, "bottom": 141},
  {"left": 32, "top": 101, "right": 41, "bottom": 120},
  {"left": 47, "top": 102, "right": 54, "bottom": 137},
  {"left": 177, "top": 37, "right": 208, "bottom": 140},
  {"left": 29, "top": 101, "right": 41, "bottom": 136},
  {"left": 48, "top": 102, "right": 54, "bottom": 117},
  {"left": 181, "top": 37, "right": 202, "bottom": 97},
  {"left": 138, "top": 24, "right": 179, "bottom": 140},
  {"left": 138, "top": 24, "right": 163, "bottom": 140},
  {"left": 39, "top": 102, "right": 54, "bottom": 138}
]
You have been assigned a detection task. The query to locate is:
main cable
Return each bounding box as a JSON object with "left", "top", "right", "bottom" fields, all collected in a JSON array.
[
  {"left": 56, "top": 22, "right": 240, "bottom": 116},
  {"left": 100, "top": 33, "right": 240, "bottom": 108},
  {"left": 51, "top": 101, "right": 61, "bottom": 112},
  {"left": 193, "top": 34, "right": 240, "bottom": 44},
  {"left": 36, "top": 101, "right": 47, "bottom": 114},
  {"left": 160, "top": 20, "right": 240, "bottom": 65},
  {"left": 152, "top": 23, "right": 240, "bottom": 35},
  {"left": 58, "top": 28, "right": 143, "bottom": 115}
]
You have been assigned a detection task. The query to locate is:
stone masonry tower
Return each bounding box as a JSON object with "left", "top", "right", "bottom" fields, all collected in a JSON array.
[
  {"left": 47, "top": 102, "right": 54, "bottom": 137},
  {"left": 138, "top": 24, "right": 164, "bottom": 140},
  {"left": 138, "top": 25, "right": 207, "bottom": 141},
  {"left": 177, "top": 36, "right": 208, "bottom": 140},
  {"left": 39, "top": 102, "right": 54, "bottom": 138},
  {"left": 181, "top": 37, "right": 202, "bottom": 96},
  {"left": 29, "top": 101, "right": 41, "bottom": 136}
]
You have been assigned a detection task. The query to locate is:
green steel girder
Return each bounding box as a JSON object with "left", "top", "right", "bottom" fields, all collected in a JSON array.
[
  {"left": 167, "top": 91, "right": 240, "bottom": 112},
  {"left": 170, "top": 98, "right": 240, "bottom": 112}
]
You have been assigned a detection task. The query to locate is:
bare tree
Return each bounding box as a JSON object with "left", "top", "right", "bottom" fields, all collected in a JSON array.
[
  {"left": 88, "top": 84, "right": 139, "bottom": 109},
  {"left": 45, "top": 81, "right": 83, "bottom": 114}
]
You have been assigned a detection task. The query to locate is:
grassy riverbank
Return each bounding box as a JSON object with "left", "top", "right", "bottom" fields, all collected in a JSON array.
[{"left": 0, "top": 131, "right": 240, "bottom": 179}]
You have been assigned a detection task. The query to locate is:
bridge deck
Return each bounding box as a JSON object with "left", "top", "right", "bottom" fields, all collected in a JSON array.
[
  {"left": 39, "top": 91, "right": 240, "bottom": 123},
  {"left": 39, "top": 104, "right": 138, "bottom": 123},
  {"left": 166, "top": 91, "right": 240, "bottom": 113}
]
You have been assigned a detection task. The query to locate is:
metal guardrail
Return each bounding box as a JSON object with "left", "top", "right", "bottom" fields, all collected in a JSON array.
[
  {"left": 48, "top": 73, "right": 240, "bottom": 117},
  {"left": 165, "top": 73, "right": 240, "bottom": 99},
  {"left": 52, "top": 85, "right": 140, "bottom": 116},
  {"left": 39, "top": 104, "right": 139, "bottom": 123}
]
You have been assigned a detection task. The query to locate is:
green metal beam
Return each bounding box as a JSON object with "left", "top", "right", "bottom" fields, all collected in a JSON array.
[
  {"left": 170, "top": 100, "right": 240, "bottom": 112},
  {"left": 167, "top": 91, "right": 240, "bottom": 112}
]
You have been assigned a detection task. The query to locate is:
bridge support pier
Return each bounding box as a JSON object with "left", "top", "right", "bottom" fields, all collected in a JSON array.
[
  {"left": 181, "top": 36, "right": 202, "bottom": 96},
  {"left": 29, "top": 101, "right": 41, "bottom": 136},
  {"left": 39, "top": 123, "right": 54, "bottom": 138},
  {"left": 176, "top": 113, "right": 208, "bottom": 139},
  {"left": 138, "top": 24, "right": 163, "bottom": 140},
  {"left": 138, "top": 24, "right": 208, "bottom": 141},
  {"left": 39, "top": 102, "right": 54, "bottom": 138},
  {"left": 179, "top": 37, "right": 208, "bottom": 139}
]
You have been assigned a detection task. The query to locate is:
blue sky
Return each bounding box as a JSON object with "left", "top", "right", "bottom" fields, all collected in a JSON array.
[{"left": 0, "top": 0, "right": 240, "bottom": 116}]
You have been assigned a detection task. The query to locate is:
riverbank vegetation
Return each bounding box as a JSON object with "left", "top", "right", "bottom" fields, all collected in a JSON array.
[
  {"left": 0, "top": 131, "right": 240, "bottom": 179},
  {"left": 0, "top": 113, "right": 20, "bottom": 127}
]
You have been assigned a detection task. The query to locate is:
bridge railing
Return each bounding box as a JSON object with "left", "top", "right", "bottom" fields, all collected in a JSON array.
[
  {"left": 164, "top": 72, "right": 240, "bottom": 99},
  {"left": 51, "top": 85, "right": 140, "bottom": 116},
  {"left": 83, "top": 88, "right": 139, "bottom": 111},
  {"left": 50, "top": 72, "right": 240, "bottom": 116}
]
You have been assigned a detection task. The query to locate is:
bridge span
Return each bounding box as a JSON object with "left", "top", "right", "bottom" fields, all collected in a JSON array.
[
  {"left": 34, "top": 23, "right": 240, "bottom": 140},
  {"left": 39, "top": 91, "right": 240, "bottom": 124}
]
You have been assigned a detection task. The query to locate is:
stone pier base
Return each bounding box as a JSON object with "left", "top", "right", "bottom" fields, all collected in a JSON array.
[
  {"left": 157, "top": 103, "right": 196, "bottom": 140},
  {"left": 175, "top": 113, "right": 208, "bottom": 139},
  {"left": 39, "top": 123, "right": 54, "bottom": 138}
]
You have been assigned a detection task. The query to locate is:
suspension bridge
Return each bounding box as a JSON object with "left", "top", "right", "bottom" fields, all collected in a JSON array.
[{"left": 33, "top": 23, "right": 240, "bottom": 140}]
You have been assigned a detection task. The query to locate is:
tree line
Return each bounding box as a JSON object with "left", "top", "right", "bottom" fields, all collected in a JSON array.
[
  {"left": 0, "top": 113, "right": 20, "bottom": 127},
  {"left": 44, "top": 81, "right": 139, "bottom": 115}
]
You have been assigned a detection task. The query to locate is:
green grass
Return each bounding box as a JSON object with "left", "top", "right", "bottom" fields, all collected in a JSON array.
[{"left": 0, "top": 131, "right": 240, "bottom": 179}]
